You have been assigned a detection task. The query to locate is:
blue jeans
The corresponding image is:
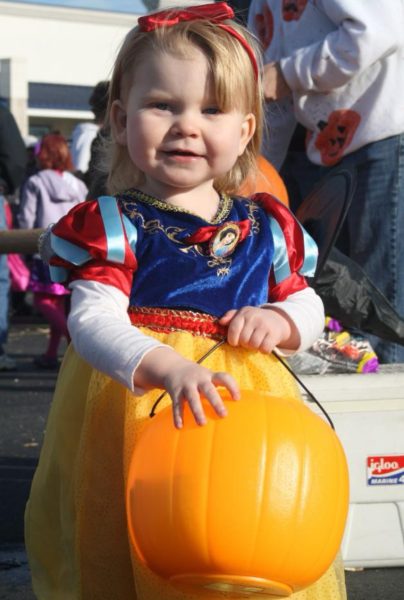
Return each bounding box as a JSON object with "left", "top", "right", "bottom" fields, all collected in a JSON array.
[
  {"left": 0, "top": 195, "right": 10, "bottom": 353},
  {"left": 281, "top": 134, "right": 404, "bottom": 363}
]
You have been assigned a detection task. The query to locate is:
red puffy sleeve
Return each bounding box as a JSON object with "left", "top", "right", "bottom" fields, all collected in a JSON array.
[
  {"left": 49, "top": 196, "right": 138, "bottom": 296},
  {"left": 252, "top": 192, "right": 318, "bottom": 302}
]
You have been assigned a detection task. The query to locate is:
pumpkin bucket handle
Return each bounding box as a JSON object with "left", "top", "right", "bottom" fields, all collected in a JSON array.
[
  {"left": 272, "top": 349, "right": 334, "bottom": 429},
  {"left": 149, "top": 339, "right": 334, "bottom": 429}
]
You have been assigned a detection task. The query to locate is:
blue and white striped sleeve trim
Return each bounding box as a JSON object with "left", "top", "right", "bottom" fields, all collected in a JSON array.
[
  {"left": 49, "top": 196, "right": 138, "bottom": 282},
  {"left": 268, "top": 214, "right": 318, "bottom": 285}
]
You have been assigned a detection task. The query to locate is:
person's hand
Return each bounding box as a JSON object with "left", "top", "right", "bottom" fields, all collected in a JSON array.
[
  {"left": 219, "top": 306, "right": 299, "bottom": 353},
  {"left": 263, "top": 63, "right": 291, "bottom": 101},
  {"left": 134, "top": 348, "right": 239, "bottom": 429}
]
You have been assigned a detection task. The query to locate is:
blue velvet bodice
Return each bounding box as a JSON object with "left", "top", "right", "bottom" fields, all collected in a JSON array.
[{"left": 118, "top": 192, "right": 275, "bottom": 317}]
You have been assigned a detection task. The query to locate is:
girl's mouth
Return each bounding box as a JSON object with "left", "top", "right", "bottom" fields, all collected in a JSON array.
[{"left": 166, "top": 150, "right": 199, "bottom": 157}]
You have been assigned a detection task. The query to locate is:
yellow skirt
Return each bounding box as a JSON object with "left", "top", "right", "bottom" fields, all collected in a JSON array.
[{"left": 25, "top": 327, "right": 347, "bottom": 600}]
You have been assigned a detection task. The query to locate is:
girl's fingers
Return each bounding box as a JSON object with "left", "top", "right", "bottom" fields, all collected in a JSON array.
[
  {"left": 218, "top": 309, "right": 237, "bottom": 325},
  {"left": 172, "top": 396, "right": 184, "bottom": 429},
  {"left": 185, "top": 389, "right": 207, "bottom": 427},
  {"left": 226, "top": 314, "right": 246, "bottom": 346},
  {"left": 212, "top": 371, "right": 240, "bottom": 400},
  {"left": 170, "top": 371, "right": 240, "bottom": 428},
  {"left": 260, "top": 333, "right": 275, "bottom": 354},
  {"left": 200, "top": 381, "right": 228, "bottom": 417},
  {"left": 237, "top": 322, "right": 260, "bottom": 349},
  {"left": 242, "top": 328, "right": 266, "bottom": 350}
]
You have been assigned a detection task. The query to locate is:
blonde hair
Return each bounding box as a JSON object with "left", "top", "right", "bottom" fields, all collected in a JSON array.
[{"left": 105, "top": 16, "right": 264, "bottom": 195}]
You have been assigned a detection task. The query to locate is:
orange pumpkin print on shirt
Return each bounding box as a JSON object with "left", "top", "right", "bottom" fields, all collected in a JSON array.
[
  {"left": 254, "top": 5, "right": 274, "bottom": 49},
  {"left": 315, "top": 109, "right": 361, "bottom": 166},
  {"left": 282, "top": 0, "right": 308, "bottom": 21}
]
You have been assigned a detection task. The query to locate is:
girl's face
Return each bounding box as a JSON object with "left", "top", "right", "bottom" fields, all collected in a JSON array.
[{"left": 111, "top": 46, "right": 255, "bottom": 199}]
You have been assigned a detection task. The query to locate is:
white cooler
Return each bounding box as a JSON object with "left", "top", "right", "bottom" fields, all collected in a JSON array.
[{"left": 300, "top": 364, "right": 404, "bottom": 568}]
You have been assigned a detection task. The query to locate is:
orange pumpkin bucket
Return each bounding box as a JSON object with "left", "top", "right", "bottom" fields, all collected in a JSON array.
[{"left": 126, "top": 389, "right": 349, "bottom": 597}]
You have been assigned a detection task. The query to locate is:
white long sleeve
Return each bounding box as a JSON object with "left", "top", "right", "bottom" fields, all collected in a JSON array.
[
  {"left": 67, "top": 280, "right": 324, "bottom": 391},
  {"left": 67, "top": 280, "right": 168, "bottom": 393},
  {"left": 263, "top": 287, "right": 325, "bottom": 353}
]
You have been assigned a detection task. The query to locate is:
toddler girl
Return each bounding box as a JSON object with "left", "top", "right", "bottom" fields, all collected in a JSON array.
[{"left": 25, "top": 4, "right": 346, "bottom": 599}]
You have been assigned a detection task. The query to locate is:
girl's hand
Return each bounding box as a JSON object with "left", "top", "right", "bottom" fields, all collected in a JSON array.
[
  {"left": 219, "top": 306, "right": 300, "bottom": 353},
  {"left": 134, "top": 348, "right": 239, "bottom": 429}
]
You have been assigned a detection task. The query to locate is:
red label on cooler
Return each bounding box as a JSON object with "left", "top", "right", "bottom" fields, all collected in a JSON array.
[{"left": 367, "top": 455, "right": 404, "bottom": 485}]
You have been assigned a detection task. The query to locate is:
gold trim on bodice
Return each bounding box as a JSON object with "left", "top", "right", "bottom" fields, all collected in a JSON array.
[{"left": 120, "top": 188, "right": 233, "bottom": 224}]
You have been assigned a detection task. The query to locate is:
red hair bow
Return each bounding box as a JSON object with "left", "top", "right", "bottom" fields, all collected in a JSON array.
[
  {"left": 138, "top": 2, "right": 258, "bottom": 80},
  {"left": 138, "top": 2, "right": 235, "bottom": 31}
]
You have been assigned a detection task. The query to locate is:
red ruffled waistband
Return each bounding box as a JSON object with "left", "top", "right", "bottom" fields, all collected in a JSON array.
[{"left": 128, "top": 306, "right": 226, "bottom": 340}]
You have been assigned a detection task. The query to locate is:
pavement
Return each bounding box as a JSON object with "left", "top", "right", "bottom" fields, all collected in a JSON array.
[
  {"left": 1, "top": 313, "right": 404, "bottom": 599},
  {"left": 0, "top": 312, "right": 61, "bottom": 599}
]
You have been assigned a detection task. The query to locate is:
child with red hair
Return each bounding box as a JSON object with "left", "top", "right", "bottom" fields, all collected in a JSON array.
[{"left": 18, "top": 133, "right": 88, "bottom": 368}]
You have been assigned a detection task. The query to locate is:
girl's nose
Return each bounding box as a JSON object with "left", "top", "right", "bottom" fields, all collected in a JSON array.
[{"left": 170, "top": 112, "right": 199, "bottom": 137}]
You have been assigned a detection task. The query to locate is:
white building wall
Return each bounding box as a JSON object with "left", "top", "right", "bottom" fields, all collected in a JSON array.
[
  {"left": 0, "top": 2, "right": 136, "bottom": 86},
  {"left": 0, "top": 1, "right": 139, "bottom": 136}
]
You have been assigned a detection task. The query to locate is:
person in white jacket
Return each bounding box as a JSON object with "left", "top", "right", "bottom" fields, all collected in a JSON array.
[
  {"left": 70, "top": 81, "right": 109, "bottom": 176},
  {"left": 248, "top": 0, "right": 404, "bottom": 364}
]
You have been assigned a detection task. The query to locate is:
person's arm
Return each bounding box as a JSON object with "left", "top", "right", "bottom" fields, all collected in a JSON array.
[
  {"left": 262, "top": 62, "right": 292, "bottom": 102},
  {"left": 262, "top": 286, "right": 325, "bottom": 352},
  {"left": 219, "top": 287, "right": 324, "bottom": 355},
  {"left": 280, "top": 0, "right": 404, "bottom": 94},
  {"left": 234, "top": 193, "right": 324, "bottom": 352},
  {"left": 67, "top": 279, "right": 168, "bottom": 393},
  {"left": 67, "top": 280, "right": 239, "bottom": 428},
  {"left": 17, "top": 179, "right": 39, "bottom": 229}
]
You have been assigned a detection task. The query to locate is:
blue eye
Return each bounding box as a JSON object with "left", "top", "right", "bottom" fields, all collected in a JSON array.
[
  {"left": 203, "top": 107, "right": 221, "bottom": 115},
  {"left": 153, "top": 102, "right": 170, "bottom": 111}
]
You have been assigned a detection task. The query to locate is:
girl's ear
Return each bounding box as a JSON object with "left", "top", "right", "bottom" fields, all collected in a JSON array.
[
  {"left": 238, "top": 113, "right": 256, "bottom": 156},
  {"left": 110, "top": 100, "right": 127, "bottom": 146}
]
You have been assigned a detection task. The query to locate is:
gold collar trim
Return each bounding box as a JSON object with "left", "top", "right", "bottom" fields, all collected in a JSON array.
[{"left": 120, "top": 188, "right": 233, "bottom": 224}]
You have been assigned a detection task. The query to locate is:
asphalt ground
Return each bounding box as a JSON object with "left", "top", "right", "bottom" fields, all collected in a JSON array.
[{"left": 1, "top": 313, "right": 404, "bottom": 599}]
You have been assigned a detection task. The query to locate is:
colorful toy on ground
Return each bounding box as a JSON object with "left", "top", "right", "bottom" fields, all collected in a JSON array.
[{"left": 314, "top": 317, "right": 380, "bottom": 373}]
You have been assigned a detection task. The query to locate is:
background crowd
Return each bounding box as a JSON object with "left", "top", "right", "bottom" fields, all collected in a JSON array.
[{"left": 0, "top": 80, "right": 109, "bottom": 371}]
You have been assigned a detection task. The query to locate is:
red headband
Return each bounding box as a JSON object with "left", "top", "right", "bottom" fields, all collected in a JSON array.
[{"left": 138, "top": 2, "right": 258, "bottom": 81}]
